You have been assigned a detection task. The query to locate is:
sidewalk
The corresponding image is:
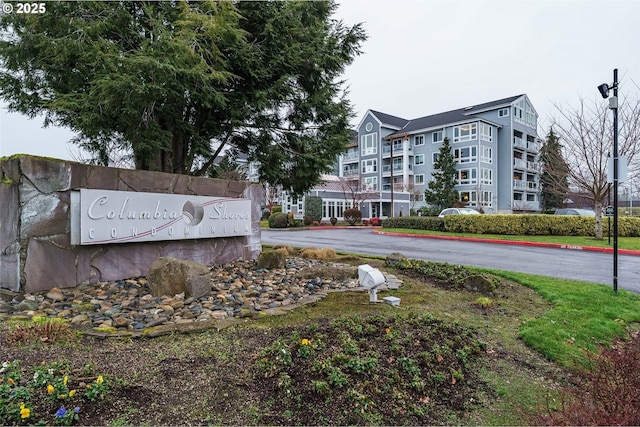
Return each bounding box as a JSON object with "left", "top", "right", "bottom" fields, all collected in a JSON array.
[{"left": 371, "top": 229, "right": 640, "bottom": 256}]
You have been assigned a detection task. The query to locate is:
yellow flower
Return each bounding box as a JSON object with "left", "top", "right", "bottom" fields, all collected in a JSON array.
[
  {"left": 47, "top": 384, "right": 55, "bottom": 394},
  {"left": 7, "top": 378, "right": 14, "bottom": 385},
  {"left": 58, "top": 394, "right": 67, "bottom": 399},
  {"left": 301, "top": 339, "right": 310, "bottom": 346},
  {"left": 20, "top": 404, "right": 30, "bottom": 419},
  {"left": 63, "top": 375, "right": 68, "bottom": 386},
  {"left": 385, "top": 328, "right": 391, "bottom": 334},
  {"left": 69, "top": 389, "right": 77, "bottom": 398},
  {"left": 96, "top": 375, "right": 104, "bottom": 385}
]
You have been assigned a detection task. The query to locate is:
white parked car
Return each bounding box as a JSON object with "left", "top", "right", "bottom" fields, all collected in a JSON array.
[{"left": 438, "top": 208, "right": 480, "bottom": 218}]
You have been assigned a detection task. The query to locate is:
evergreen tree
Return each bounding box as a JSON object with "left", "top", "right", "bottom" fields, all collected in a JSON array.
[
  {"left": 0, "top": 1, "right": 366, "bottom": 196},
  {"left": 540, "top": 127, "right": 569, "bottom": 212},
  {"left": 425, "top": 137, "right": 458, "bottom": 209}
]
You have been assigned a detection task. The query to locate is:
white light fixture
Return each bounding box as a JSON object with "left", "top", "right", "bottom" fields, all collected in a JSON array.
[{"left": 358, "top": 264, "right": 386, "bottom": 303}]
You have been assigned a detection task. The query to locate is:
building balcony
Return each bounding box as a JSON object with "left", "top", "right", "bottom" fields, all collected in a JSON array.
[
  {"left": 514, "top": 137, "right": 526, "bottom": 150},
  {"left": 527, "top": 161, "right": 541, "bottom": 172},
  {"left": 514, "top": 158, "right": 527, "bottom": 169},
  {"left": 513, "top": 180, "right": 527, "bottom": 190},
  {"left": 527, "top": 181, "right": 538, "bottom": 190},
  {"left": 343, "top": 169, "right": 359, "bottom": 177},
  {"left": 527, "top": 141, "right": 541, "bottom": 152},
  {"left": 342, "top": 156, "right": 359, "bottom": 164}
]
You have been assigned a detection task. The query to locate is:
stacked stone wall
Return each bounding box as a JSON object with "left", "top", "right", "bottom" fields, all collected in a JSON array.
[{"left": 0, "top": 155, "right": 262, "bottom": 293}]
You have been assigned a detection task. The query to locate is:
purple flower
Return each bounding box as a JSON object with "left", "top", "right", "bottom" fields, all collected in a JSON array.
[
  {"left": 55, "top": 407, "right": 67, "bottom": 418},
  {"left": 74, "top": 407, "right": 81, "bottom": 414}
]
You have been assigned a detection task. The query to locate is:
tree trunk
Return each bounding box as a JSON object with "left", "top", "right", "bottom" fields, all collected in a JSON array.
[{"left": 594, "top": 200, "right": 603, "bottom": 240}]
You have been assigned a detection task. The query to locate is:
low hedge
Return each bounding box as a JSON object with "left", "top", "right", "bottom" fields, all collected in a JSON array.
[
  {"left": 382, "top": 216, "right": 445, "bottom": 232},
  {"left": 383, "top": 214, "right": 640, "bottom": 237}
]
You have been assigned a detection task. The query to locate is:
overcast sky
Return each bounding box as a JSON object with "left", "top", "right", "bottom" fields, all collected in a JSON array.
[{"left": 1, "top": 0, "right": 639, "bottom": 160}]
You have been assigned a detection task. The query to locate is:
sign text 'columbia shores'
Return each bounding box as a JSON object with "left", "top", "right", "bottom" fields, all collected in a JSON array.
[{"left": 71, "top": 189, "right": 252, "bottom": 245}]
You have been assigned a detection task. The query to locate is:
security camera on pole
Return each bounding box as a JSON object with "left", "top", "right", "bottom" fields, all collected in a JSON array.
[{"left": 599, "top": 69, "right": 623, "bottom": 295}]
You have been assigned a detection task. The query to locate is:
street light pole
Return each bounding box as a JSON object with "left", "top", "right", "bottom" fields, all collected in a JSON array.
[
  {"left": 598, "top": 68, "right": 619, "bottom": 294},
  {"left": 613, "top": 68, "right": 619, "bottom": 294}
]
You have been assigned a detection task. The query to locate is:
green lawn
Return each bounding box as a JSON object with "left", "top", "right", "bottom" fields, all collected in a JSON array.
[{"left": 379, "top": 228, "right": 640, "bottom": 251}]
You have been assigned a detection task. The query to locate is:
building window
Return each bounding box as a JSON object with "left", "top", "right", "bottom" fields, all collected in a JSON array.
[
  {"left": 457, "top": 168, "right": 477, "bottom": 185},
  {"left": 361, "top": 159, "right": 377, "bottom": 174},
  {"left": 453, "top": 123, "right": 477, "bottom": 143},
  {"left": 414, "top": 154, "right": 425, "bottom": 166},
  {"left": 481, "top": 191, "right": 493, "bottom": 208},
  {"left": 414, "top": 135, "right": 425, "bottom": 146},
  {"left": 365, "top": 122, "right": 373, "bottom": 132},
  {"left": 418, "top": 194, "right": 424, "bottom": 202},
  {"left": 481, "top": 146, "right": 492, "bottom": 164},
  {"left": 513, "top": 98, "right": 536, "bottom": 129},
  {"left": 481, "top": 168, "right": 492, "bottom": 185},
  {"left": 328, "top": 201, "right": 336, "bottom": 218},
  {"left": 460, "top": 190, "right": 477, "bottom": 206},
  {"left": 363, "top": 176, "right": 378, "bottom": 191},
  {"left": 498, "top": 108, "right": 509, "bottom": 117},
  {"left": 432, "top": 130, "right": 444, "bottom": 143},
  {"left": 393, "top": 157, "right": 403, "bottom": 171},
  {"left": 480, "top": 123, "right": 493, "bottom": 142},
  {"left": 415, "top": 174, "right": 425, "bottom": 185},
  {"left": 432, "top": 153, "right": 439, "bottom": 164},
  {"left": 392, "top": 139, "right": 403, "bottom": 153},
  {"left": 360, "top": 133, "right": 378, "bottom": 155},
  {"left": 454, "top": 146, "right": 477, "bottom": 163}
]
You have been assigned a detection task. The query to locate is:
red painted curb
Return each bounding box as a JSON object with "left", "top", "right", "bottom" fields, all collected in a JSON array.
[{"left": 371, "top": 229, "right": 640, "bottom": 256}]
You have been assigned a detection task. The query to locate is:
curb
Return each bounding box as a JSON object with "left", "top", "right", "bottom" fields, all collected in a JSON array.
[{"left": 371, "top": 229, "right": 640, "bottom": 257}]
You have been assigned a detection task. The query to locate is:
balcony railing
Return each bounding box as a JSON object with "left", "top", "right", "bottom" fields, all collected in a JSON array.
[
  {"left": 527, "top": 141, "right": 541, "bottom": 152},
  {"left": 527, "top": 161, "right": 540, "bottom": 172},
  {"left": 343, "top": 169, "right": 358, "bottom": 176},
  {"left": 514, "top": 159, "right": 527, "bottom": 169},
  {"left": 513, "top": 180, "right": 527, "bottom": 190},
  {"left": 514, "top": 137, "right": 526, "bottom": 150},
  {"left": 527, "top": 181, "right": 538, "bottom": 190}
]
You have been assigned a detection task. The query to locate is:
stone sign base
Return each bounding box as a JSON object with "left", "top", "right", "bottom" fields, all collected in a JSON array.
[{"left": 0, "top": 155, "right": 262, "bottom": 293}]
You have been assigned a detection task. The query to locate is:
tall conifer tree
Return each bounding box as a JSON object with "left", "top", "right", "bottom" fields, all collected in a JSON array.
[
  {"left": 425, "top": 137, "right": 458, "bottom": 209},
  {"left": 540, "top": 127, "right": 569, "bottom": 212}
]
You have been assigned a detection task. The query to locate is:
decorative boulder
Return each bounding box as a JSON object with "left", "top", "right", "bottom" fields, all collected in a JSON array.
[
  {"left": 385, "top": 252, "right": 407, "bottom": 266},
  {"left": 459, "top": 274, "right": 498, "bottom": 296},
  {"left": 257, "top": 251, "right": 286, "bottom": 269},
  {"left": 147, "top": 257, "right": 211, "bottom": 298}
]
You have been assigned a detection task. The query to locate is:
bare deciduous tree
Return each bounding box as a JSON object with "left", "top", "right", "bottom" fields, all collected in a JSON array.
[
  {"left": 551, "top": 91, "right": 640, "bottom": 239},
  {"left": 337, "top": 175, "right": 378, "bottom": 211}
]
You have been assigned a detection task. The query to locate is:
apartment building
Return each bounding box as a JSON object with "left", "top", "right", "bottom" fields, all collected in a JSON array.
[{"left": 338, "top": 94, "right": 542, "bottom": 215}]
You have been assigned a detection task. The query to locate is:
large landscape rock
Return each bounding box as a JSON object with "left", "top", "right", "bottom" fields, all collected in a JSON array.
[
  {"left": 147, "top": 257, "right": 212, "bottom": 298},
  {"left": 257, "top": 251, "right": 286, "bottom": 269}
]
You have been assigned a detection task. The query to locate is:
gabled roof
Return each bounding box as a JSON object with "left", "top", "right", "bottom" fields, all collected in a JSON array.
[
  {"left": 369, "top": 110, "right": 410, "bottom": 129},
  {"left": 384, "top": 94, "right": 523, "bottom": 136}
]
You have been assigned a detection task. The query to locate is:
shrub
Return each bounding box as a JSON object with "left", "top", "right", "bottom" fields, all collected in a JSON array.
[
  {"left": 539, "top": 332, "right": 640, "bottom": 425},
  {"left": 304, "top": 196, "right": 323, "bottom": 222},
  {"left": 300, "top": 247, "right": 336, "bottom": 260},
  {"left": 273, "top": 244, "right": 294, "bottom": 255},
  {"left": 370, "top": 217, "right": 381, "bottom": 226},
  {"left": 269, "top": 213, "right": 289, "bottom": 228},
  {"left": 330, "top": 217, "right": 338, "bottom": 226},
  {"left": 343, "top": 209, "right": 362, "bottom": 226},
  {"left": 272, "top": 205, "right": 283, "bottom": 214},
  {"left": 383, "top": 216, "right": 445, "bottom": 232},
  {"left": 303, "top": 215, "right": 313, "bottom": 226},
  {"left": 417, "top": 206, "right": 441, "bottom": 217},
  {"left": 312, "top": 221, "right": 320, "bottom": 226}
]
